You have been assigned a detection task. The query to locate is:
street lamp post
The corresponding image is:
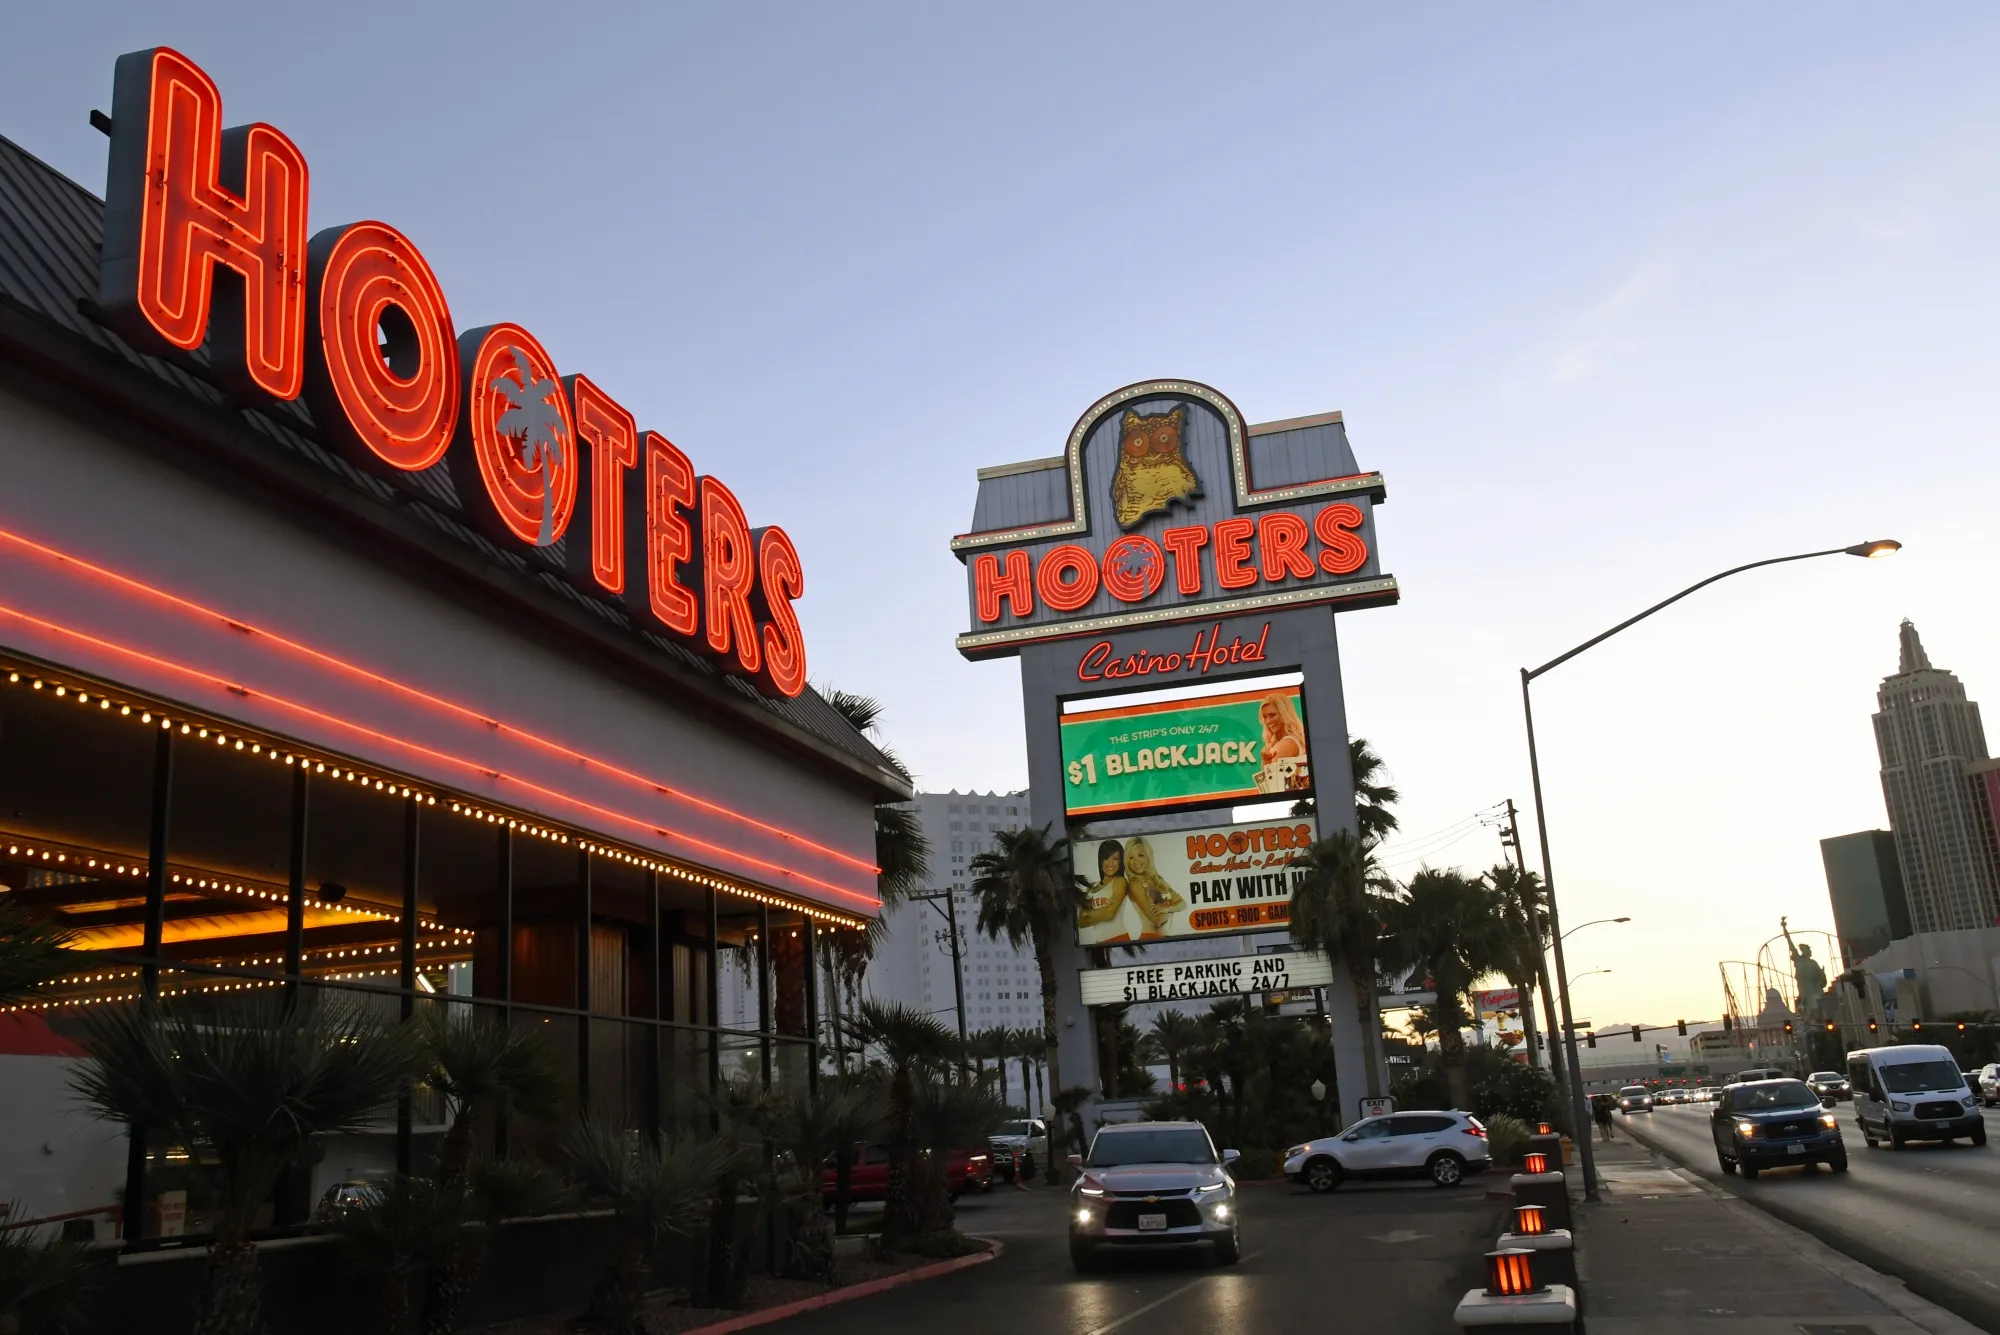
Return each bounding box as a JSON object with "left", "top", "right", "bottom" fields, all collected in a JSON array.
[
  {"left": 1562, "top": 917, "right": 1630, "bottom": 942},
  {"left": 1522, "top": 538, "right": 1899, "bottom": 1201}
]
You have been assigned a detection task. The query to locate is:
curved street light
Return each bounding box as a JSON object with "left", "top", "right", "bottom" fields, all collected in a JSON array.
[
  {"left": 1570, "top": 969, "right": 1613, "bottom": 984},
  {"left": 1563, "top": 916, "right": 1631, "bottom": 942},
  {"left": 1521, "top": 539, "right": 1899, "bottom": 1201}
]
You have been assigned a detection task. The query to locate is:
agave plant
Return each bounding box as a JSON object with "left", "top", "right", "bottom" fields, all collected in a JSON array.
[
  {"left": 0, "top": 1212, "right": 92, "bottom": 1334},
  {"left": 564, "top": 1116, "right": 742, "bottom": 1334},
  {"left": 69, "top": 996, "right": 420, "bottom": 1335}
]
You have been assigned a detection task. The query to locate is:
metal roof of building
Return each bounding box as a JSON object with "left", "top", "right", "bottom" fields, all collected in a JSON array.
[{"left": 0, "top": 133, "right": 907, "bottom": 797}]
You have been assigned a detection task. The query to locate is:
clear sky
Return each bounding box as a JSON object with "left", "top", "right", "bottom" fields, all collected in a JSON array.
[{"left": 5, "top": 4, "right": 1998, "bottom": 1029}]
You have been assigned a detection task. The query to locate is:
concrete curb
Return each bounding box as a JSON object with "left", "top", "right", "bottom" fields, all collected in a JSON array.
[
  {"left": 1618, "top": 1121, "right": 1986, "bottom": 1335},
  {"left": 679, "top": 1238, "right": 1004, "bottom": 1335}
]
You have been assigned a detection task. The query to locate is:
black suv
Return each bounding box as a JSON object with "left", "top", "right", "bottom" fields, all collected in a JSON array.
[{"left": 1711, "top": 1078, "right": 1846, "bottom": 1178}]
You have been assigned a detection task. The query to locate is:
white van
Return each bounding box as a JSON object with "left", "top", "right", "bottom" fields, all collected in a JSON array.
[{"left": 1846, "top": 1045, "right": 1987, "bottom": 1149}]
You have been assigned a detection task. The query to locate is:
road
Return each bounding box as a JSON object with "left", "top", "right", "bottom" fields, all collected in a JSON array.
[
  {"left": 1618, "top": 1099, "right": 2000, "bottom": 1331},
  {"left": 787, "top": 1175, "right": 1505, "bottom": 1335}
]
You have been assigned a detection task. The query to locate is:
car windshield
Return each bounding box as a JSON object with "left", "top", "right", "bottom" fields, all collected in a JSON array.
[
  {"left": 995, "top": 1121, "right": 1036, "bottom": 1137},
  {"left": 1809, "top": 1072, "right": 1840, "bottom": 1082},
  {"left": 1619, "top": 1087, "right": 1647, "bottom": 1096},
  {"left": 1087, "top": 1128, "right": 1216, "bottom": 1167},
  {"left": 1879, "top": 1060, "right": 1965, "bottom": 1094},
  {"left": 1733, "top": 1081, "right": 1818, "bottom": 1111}
]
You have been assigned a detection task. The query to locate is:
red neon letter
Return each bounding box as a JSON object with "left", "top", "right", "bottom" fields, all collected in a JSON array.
[
  {"left": 450, "top": 324, "right": 578, "bottom": 550},
  {"left": 100, "top": 47, "right": 310, "bottom": 401},
  {"left": 701, "top": 476, "right": 760, "bottom": 674},
  {"left": 1101, "top": 535, "right": 1165, "bottom": 603},
  {"left": 304, "top": 221, "right": 458, "bottom": 475},
  {"left": 1035, "top": 545, "right": 1100, "bottom": 612},
  {"left": 974, "top": 551, "right": 1033, "bottom": 623},
  {"left": 755, "top": 526, "right": 807, "bottom": 698},
  {"left": 1161, "top": 526, "right": 1209, "bottom": 595},
  {"left": 1212, "top": 518, "right": 1258, "bottom": 590},
  {"left": 1258, "top": 513, "right": 1315, "bottom": 581},
  {"left": 1313, "top": 502, "right": 1369, "bottom": 575},
  {"left": 564, "top": 374, "right": 638, "bottom": 596},
  {"left": 624, "top": 431, "right": 699, "bottom": 637}
]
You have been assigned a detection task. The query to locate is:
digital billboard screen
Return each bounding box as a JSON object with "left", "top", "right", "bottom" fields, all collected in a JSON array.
[{"left": 1059, "top": 683, "right": 1312, "bottom": 819}]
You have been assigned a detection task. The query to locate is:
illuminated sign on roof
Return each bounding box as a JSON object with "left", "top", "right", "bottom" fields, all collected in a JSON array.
[{"left": 96, "top": 47, "right": 806, "bottom": 698}]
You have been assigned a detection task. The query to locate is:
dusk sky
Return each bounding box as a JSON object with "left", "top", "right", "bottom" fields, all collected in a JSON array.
[{"left": 5, "top": 4, "right": 1997, "bottom": 1028}]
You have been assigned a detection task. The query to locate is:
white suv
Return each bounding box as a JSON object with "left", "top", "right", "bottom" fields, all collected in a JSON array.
[
  {"left": 1617, "top": 1085, "right": 1653, "bottom": 1113},
  {"left": 1283, "top": 1110, "right": 1492, "bottom": 1191}
]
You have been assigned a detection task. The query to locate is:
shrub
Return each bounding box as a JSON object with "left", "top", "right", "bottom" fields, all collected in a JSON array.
[{"left": 1482, "top": 1113, "right": 1530, "bottom": 1168}]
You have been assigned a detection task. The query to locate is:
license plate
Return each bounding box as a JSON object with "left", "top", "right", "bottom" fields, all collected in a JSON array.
[
  {"left": 1786, "top": 1143, "right": 1804, "bottom": 1154},
  {"left": 1138, "top": 1213, "right": 1168, "bottom": 1231}
]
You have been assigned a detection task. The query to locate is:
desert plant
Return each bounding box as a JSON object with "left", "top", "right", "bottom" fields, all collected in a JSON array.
[
  {"left": 418, "top": 1158, "right": 568, "bottom": 1335},
  {"left": 0, "top": 901, "right": 73, "bottom": 1007},
  {"left": 903, "top": 1080, "right": 1005, "bottom": 1256},
  {"left": 1482, "top": 1113, "right": 1531, "bottom": 1169},
  {"left": 691, "top": 1075, "right": 771, "bottom": 1307},
  {"left": 764, "top": 1077, "right": 886, "bottom": 1271},
  {"left": 0, "top": 1213, "right": 92, "bottom": 1334},
  {"left": 850, "top": 1000, "right": 956, "bottom": 1254},
  {"left": 564, "top": 1116, "right": 742, "bottom": 1335},
  {"left": 415, "top": 1010, "right": 566, "bottom": 1189},
  {"left": 332, "top": 1178, "right": 464, "bottom": 1335},
  {"left": 70, "top": 996, "right": 419, "bottom": 1335}
]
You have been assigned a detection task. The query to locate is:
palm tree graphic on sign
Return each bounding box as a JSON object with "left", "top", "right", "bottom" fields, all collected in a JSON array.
[{"left": 491, "top": 346, "right": 567, "bottom": 546}]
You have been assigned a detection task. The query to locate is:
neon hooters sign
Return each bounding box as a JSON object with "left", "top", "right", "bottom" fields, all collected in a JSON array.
[
  {"left": 96, "top": 47, "right": 806, "bottom": 697},
  {"left": 952, "top": 381, "right": 1397, "bottom": 659}
]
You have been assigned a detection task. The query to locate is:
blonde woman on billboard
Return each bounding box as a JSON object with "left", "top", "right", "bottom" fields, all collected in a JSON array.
[
  {"left": 1254, "top": 692, "right": 1311, "bottom": 794},
  {"left": 1077, "top": 840, "right": 1134, "bottom": 942},
  {"left": 1122, "top": 837, "right": 1186, "bottom": 939}
]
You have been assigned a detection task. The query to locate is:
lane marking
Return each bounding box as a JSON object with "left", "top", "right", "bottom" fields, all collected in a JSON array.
[{"left": 1081, "top": 1250, "right": 1267, "bottom": 1335}]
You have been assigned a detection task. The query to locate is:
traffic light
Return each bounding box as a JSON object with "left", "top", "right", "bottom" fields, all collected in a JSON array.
[
  {"left": 1783, "top": 1020, "right": 1793, "bottom": 1034},
  {"left": 1722, "top": 1015, "right": 1733, "bottom": 1032},
  {"left": 1868, "top": 1018, "right": 1878, "bottom": 1033},
  {"left": 1677, "top": 1019, "right": 1687, "bottom": 1037},
  {"left": 1632, "top": 1025, "right": 1642, "bottom": 1043},
  {"left": 1586, "top": 1031, "right": 1597, "bottom": 1048},
  {"left": 1957, "top": 1022, "right": 1967, "bottom": 1032},
  {"left": 1824, "top": 1022, "right": 1836, "bottom": 1033},
  {"left": 1912, "top": 1021, "right": 1922, "bottom": 1032}
]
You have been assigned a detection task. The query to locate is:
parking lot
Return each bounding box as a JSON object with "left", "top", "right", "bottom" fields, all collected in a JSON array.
[{"left": 786, "top": 1176, "right": 1505, "bottom": 1335}]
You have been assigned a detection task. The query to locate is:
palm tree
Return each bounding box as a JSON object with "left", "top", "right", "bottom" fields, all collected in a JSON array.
[
  {"left": 417, "top": 1010, "right": 566, "bottom": 1188},
  {"left": 967, "top": 824, "right": 1087, "bottom": 1178},
  {"left": 491, "top": 347, "right": 569, "bottom": 546},
  {"left": 1146, "top": 1011, "right": 1200, "bottom": 1094},
  {"left": 904, "top": 1079, "right": 1006, "bottom": 1246},
  {"left": 1292, "top": 737, "right": 1400, "bottom": 844},
  {"left": 761, "top": 1078, "right": 887, "bottom": 1279},
  {"left": 71, "top": 996, "right": 420, "bottom": 1335},
  {"left": 1286, "top": 830, "right": 1404, "bottom": 1100},
  {"left": 0, "top": 1219, "right": 90, "bottom": 1335},
  {"left": 565, "top": 1115, "right": 742, "bottom": 1334},
  {"left": 0, "top": 900, "right": 73, "bottom": 1005},
  {"left": 1391, "top": 869, "right": 1512, "bottom": 1108},
  {"left": 1483, "top": 862, "right": 1565, "bottom": 1100},
  {"left": 422, "top": 1159, "right": 566, "bottom": 1335},
  {"left": 850, "top": 1000, "right": 956, "bottom": 1254},
  {"left": 693, "top": 1074, "right": 770, "bottom": 1308},
  {"left": 333, "top": 1175, "right": 465, "bottom": 1335}
]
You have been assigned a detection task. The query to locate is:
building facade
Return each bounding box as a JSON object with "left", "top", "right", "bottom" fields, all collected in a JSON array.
[
  {"left": 0, "top": 59, "right": 905, "bottom": 1246},
  {"left": 1873, "top": 621, "right": 1999, "bottom": 932},
  {"left": 1819, "top": 829, "right": 1913, "bottom": 964}
]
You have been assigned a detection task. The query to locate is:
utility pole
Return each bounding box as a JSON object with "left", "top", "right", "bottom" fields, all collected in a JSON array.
[
  {"left": 911, "top": 890, "right": 970, "bottom": 1047},
  {"left": 1504, "top": 798, "right": 1565, "bottom": 1092}
]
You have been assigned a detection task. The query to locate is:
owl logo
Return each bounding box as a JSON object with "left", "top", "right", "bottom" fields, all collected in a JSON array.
[{"left": 1110, "top": 406, "right": 1201, "bottom": 530}]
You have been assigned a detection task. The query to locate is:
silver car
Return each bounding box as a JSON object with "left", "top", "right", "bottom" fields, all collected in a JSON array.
[
  {"left": 1069, "top": 1121, "right": 1240, "bottom": 1271},
  {"left": 988, "top": 1117, "right": 1049, "bottom": 1182}
]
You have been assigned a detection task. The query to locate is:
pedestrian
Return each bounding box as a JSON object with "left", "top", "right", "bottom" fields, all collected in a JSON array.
[{"left": 1593, "top": 1095, "right": 1615, "bottom": 1142}]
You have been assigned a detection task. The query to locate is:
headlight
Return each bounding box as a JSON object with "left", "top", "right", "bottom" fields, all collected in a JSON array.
[
  {"left": 1964, "top": 1098, "right": 1977, "bottom": 1110},
  {"left": 1078, "top": 1185, "right": 1105, "bottom": 1197},
  {"left": 1735, "top": 1120, "right": 1757, "bottom": 1139},
  {"left": 1213, "top": 1203, "right": 1231, "bottom": 1221},
  {"left": 1820, "top": 1113, "right": 1838, "bottom": 1128},
  {"left": 1076, "top": 1208, "right": 1093, "bottom": 1225},
  {"left": 1891, "top": 1100, "right": 1910, "bottom": 1112},
  {"left": 1285, "top": 1145, "right": 1308, "bottom": 1160},
  {"left": 1195, "top": 1181, "right": 1228, "bottom": 1194}
]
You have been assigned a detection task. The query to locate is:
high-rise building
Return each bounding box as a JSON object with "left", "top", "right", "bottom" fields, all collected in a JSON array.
[
  {"left": 1872, "top": 621, "right": 2000, "bottom": 932},
  {"left": 1818, "top": 830, "right": 1912, "bottom": 963}
]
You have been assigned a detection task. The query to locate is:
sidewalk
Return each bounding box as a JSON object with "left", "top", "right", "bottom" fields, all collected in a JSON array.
[{"left": 1572, "top": 1137, "right": 1982, "bottom": 1335}]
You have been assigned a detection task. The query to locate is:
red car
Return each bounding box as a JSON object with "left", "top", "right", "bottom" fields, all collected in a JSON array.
[{"left": 821, "top": 1145, "right": 992, "bottom": 1203}]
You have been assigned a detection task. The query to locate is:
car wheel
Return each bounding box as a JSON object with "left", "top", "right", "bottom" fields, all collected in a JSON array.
[
  {"left": 1828, "top": 1148, "right": 1849, "bottom": 1173},
  {"left": 1070, "top": 1240, "right": 1099, "bottom": 1272},
  {"left": 1740, "top": 1162, "right": 1760, "bottom": 1180},
  {"left": 1426, "top": 1152, "right": 1465, "bottom": 1187},
  {"left": 1304, "top": 1157, "right": 1343, "bottom": 1193},
  {"left": 1213, "top": 1229, "right": 1241, "bottom": 1265},
  {"left": 1717, "top": 1151, "right": 1736, "bottom": 1175},
  {"left": 1971, "top": 1123, "right": 1987, "bottom": 1148},
  {"left": 1888, "top": 1129, "right": 1906, "bottom": 1151},
  {"left": 1862, "top": 1123, "right": 1878, "bottom": 1148}
]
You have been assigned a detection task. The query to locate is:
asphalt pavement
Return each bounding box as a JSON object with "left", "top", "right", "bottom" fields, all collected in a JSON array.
[
  {"left": 783, "top": 1175, "right": 1504, "bottom": 1335},
  {"left": 1617, "top": 1100, "right": 2000, "bottom": 1332}
]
